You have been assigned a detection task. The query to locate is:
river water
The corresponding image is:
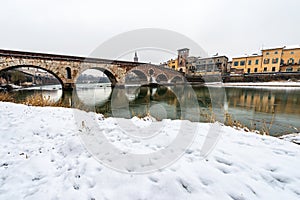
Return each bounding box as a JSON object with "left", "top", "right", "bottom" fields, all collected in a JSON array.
[{"left": 10, "top": 83, "right": 300, "bottom": 136}]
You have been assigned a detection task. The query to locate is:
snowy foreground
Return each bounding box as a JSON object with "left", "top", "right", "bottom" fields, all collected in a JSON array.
[{"left": 1, "top": 102, "right": 300, "bottom": 200}]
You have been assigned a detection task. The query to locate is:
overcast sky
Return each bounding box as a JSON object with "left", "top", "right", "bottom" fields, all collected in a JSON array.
[{"left": 1, "top": 0, "right": 299, "bottom": 63}]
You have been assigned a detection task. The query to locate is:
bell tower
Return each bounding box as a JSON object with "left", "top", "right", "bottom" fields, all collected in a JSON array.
[
  {"left": 134, "top": 51, "right": 138, "bottom": 62},
  {"left": 177, "top": 48, "right": 189, "bottom": 73}
]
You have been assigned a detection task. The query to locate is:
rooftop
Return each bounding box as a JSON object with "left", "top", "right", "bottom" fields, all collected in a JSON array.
[
  {"left": 261, "top": 45, "right": 300, "bottom": 51},
  {"left": 261, "top": 46, "right": 284, "bottom": 51},
  {"left": 177, "top": 48, "right": 190, "bottom": 51},
  {"left": 232, "top": 53, "right": 262, "bottom": 59},
  {"left": 283, "top": 45, "right": 300, "bottom": 50}
]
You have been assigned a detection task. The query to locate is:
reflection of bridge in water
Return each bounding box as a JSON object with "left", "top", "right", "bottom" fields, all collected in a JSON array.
[{"left": 60, "top": 85, "right": 202, "bottom": 120}]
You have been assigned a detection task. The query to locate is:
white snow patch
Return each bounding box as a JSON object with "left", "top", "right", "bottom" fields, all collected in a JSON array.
[{"left": 0, "top": 102, "right": 300, "bottom": 200}]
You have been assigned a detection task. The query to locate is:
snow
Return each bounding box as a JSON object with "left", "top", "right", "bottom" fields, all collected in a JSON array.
[
  {"left": 284, "top": 45, "right": 300, "bottom": 50},
  {"left": 279, "top": 133, "right": 300, "bottom": 145},
  {"left": 1, "top": 102, "right": 300, "bottom": 200}
]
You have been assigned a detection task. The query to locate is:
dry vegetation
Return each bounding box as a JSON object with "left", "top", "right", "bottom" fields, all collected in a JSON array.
[
  {"left": 0, "top": 92, "right": 15, "bottom": 102},
  {"left": 0, "top": 92, "right": 67, "bottom": 108},
  {"left": 23, "top": 93, "right": 63, "bottom": 107}
]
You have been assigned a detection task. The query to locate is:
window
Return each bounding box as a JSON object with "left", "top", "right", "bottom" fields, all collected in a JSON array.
[
  {"left": 288, "top": 58, "right": 295, "bottom": 65},
  {"left": 291, "top": 52, "right": 294, "bottom": 54},
  {"left": 66, "top": 67, "right": 71, "bottom": 79},
  {"left": 247, "top": 68, "right": 251, "bottom": 73},
  {"left": 272, "top": 67, "right": 276, "bottom": 72},
  {"left": 266, "top": 52, "right": 269, "bottom": 55},
  {"left": 272, "top": 58, "right": 278, "bottom": 64},
  {"left": 263, "top": 58, "right": 270, "bottom": 64},
  {"left": 255, "top": 59, "right": 259, "bottom": 65},
  {"left": 254, "top": 68, "right": 258, "bottom": 72},
  {"left": 286, "top": 67, "right": 293, "bottom": 72},
  {"left": 275, "top": 51, "right": 278, "bottom": 54},
  {"left": 234, "top": 61, "right": 239, "bottom": 66},
  {"left": 248, "top": 60, "right": 252, "bottom": 65},
  {"left": 264, "top": 67, "right": 267, "bottom": 72},
  {"left": 240, "top": 61, "right": 245, "bottom": 66}
]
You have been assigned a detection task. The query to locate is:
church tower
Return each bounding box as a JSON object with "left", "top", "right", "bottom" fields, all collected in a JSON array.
[{"left": 134, "top": 51, "right": 138, "bottom": 62}]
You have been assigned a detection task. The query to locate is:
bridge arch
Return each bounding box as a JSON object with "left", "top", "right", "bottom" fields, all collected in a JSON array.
[
  {"left": 156, "top": 73, "right": 168, "bottom": 83},
  {"left": 75, "top": 67, "right": 117, "bottom": 86},
  {"left": 0, "top": 65, "right": 64, "bottom": 86},
  {"left": 125, "top": 69, "right": 148, "bottom": 84},
  {"left": 170, "top": 75, "right": 184, "bottom": 83}
]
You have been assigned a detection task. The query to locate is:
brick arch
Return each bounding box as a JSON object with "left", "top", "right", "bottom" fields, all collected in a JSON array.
[
  {"left": 170, "top": 75, "right": 185, "bottom": 83},
  {"left": 155, "top": 73, "right": 168, "bottom": 83},
  {"left": 74, "top": 67, "right": 118, "bottom": 85},
  {"left": 0, "top": 64, "right": 64, "bottom": 86},
  {"left": 130, "top": 69, "right": 148, "bottom": 81}
]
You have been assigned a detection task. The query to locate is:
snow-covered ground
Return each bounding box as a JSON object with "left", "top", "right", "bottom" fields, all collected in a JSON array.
[
  {"left": 279, "top": 133, "right": 300, "bottom": 145},
  {"left": 1, "top": 102, "right": 300, "bottom": 200}
]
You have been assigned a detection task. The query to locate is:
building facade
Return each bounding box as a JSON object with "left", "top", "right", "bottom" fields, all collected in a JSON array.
[
  {"left": 280, "top": 46, "right": 300, "bottom": 72},
  {"left": 167, "top": 48, "right": 229, "bottom": 76},
  {"left": 177, "top": 48, "right": 189, "bottom": 73},
  {"left": 231, "top": 45, "right": 300, "bottom": 74},
  {"left": 261, "top": 47, "right": 283, "bottom": 73},
  {"left": 187, "top": 55, "right": 229, "bottom": 76},
  {"left": 232, "top": 54, "right": 263, "bottom": 73},
  {"left": 167, "top": 58, "right": 178, "bottom": 70}
]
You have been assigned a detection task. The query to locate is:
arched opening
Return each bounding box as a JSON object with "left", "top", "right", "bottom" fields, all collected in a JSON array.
[
  {"left": 170, "top": 76, "right": 184, "bottom": 83},
  {"left": 76, "top": 68, "right": 116, "bottom": 86},
  {"left": 0, "top": 65, "right": 63, "bottom": 102},
  {"left": 66, "top": 67, "right": 72, "bottom": 79},
  {"left": 125, "top": 70, "right": 148, "bottom": 85},
  {"left": 0, "top": 65, "right": 63, "bottom": 86},
  {"left": 156, "top": 74, "right": 168, "bottom": 83},
  {"left": 75, "top": 68, "right": 114, "bottom": 108}
]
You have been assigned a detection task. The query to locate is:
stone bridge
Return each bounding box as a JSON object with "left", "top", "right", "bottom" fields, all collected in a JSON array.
[{"left": 0, "top": 49, "right": 184, "bottom": 90}]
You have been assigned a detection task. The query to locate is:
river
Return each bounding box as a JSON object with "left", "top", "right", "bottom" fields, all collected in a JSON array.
[{"left": 9, "top": 83, "right": 300, "bottom": 136}]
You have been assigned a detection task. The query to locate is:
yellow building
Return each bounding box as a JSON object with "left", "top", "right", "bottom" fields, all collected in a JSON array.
[
  {"left": 261, "top": 47, "right": 283, "bottom": 73},
  {"left": 231, "top": 45, "right": 300, "bottom": 74},
  {"left": 280, "top": 46, "right": 300, "bottom": 72},
  {"left": 167, "top": 58, "right": 178, "bottom": 71},
  {"left": 246, "top": 55, "right": 263, "bottom": 73},
  {"left": 232, "top": 54, "right": 262, "bottom": 73},
  {"left": 232, "top": 56, "right": 247, "bottom": 73}
]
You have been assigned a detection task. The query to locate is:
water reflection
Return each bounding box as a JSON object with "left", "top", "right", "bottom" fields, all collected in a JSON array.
[
  {"left": 12, "top": 86, "right": 62, "bottom": 103},
  {"left": 226, "top": 87, "right": 300, "bottom": 115},
  {"left": 76, "top": 84, "right": 112, "bottom": 107},
  {"left": 224, "top": 87, "right": 300, "bottom": 136},
  {"left": 8, "top": 84, "right": 300, "bottom": 136}
]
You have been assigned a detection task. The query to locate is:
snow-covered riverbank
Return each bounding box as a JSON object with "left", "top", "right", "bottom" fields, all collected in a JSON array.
[{"left": 0, "top": 102, "right": 300, "bottom": 200}]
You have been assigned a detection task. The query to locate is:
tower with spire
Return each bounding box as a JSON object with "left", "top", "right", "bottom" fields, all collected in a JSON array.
[{"left": 134, "top": 51, "right": 138, "bottom": 62}]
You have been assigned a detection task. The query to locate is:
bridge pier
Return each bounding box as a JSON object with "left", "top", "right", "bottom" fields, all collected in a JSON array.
[
  {"left": 60, "top": 88, "right": 81, "bottom": 108},
  {"left": 63, "top": 83, "right": 75, "bottom": 91}
]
